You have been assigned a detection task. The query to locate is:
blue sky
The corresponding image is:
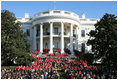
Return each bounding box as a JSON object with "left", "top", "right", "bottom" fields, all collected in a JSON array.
[{"left": 1, "top": 1, "right": 117, "bottom": 19}]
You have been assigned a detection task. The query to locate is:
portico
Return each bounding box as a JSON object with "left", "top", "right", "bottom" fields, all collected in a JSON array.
[{"left": 33, "top": 22, "right": 79, "bottom": 55}]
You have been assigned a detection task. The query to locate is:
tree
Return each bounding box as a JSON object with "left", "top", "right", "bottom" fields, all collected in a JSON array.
[
  {"left": 87, "top": 13, "right": 117, "bottom": 69},
  {"left": 76, "top": 53, "right": 94, "bottom": 65},
  {"left": 1, "top": 10, "right": 33, "bottom": 66}
]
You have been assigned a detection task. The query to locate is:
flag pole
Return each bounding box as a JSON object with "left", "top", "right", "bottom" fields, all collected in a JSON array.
[{"left": 54, "top": 1, "right": 56, "bottom": 10}]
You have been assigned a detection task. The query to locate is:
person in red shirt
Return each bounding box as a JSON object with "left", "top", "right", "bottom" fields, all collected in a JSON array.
[{"left": 71, "top": 74, "right": 73, "bottom": 79}]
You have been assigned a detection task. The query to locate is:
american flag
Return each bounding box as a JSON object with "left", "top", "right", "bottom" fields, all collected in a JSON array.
[{"left": 54, "top": 1, "right": 56, "bottom": 5}]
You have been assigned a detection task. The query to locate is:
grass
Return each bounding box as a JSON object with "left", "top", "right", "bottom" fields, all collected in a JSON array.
[{"left": 1, "top": 66, "right": 16, "bottom": 70}]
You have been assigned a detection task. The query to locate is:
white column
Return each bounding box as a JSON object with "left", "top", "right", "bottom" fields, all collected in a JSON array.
[
  {"left": 61, "top": 22, "right": 64, "bottom": 54},
  {"left": 30, "top": 27, "right": 33, "bottom": 52},
  {"left": 39, "top": 23, "right": 43, "bottom": 55},
  {"left": 78, "top": 25, "right": 81, "bottom": 51},
  {"left": 33, "top": 26, "right": 37, "bottom": 51},
  {"left": 85, "top": 28, "right": 89, "bottom": 53},
  {"left": 70, "top": 23, "right": 74, "bottom": 55},
  {"left": 76, "top": 26, "right": 79, "bottom": 50},
  {"left": 49, "top": 22, "right": 53, "bottom": 54}
]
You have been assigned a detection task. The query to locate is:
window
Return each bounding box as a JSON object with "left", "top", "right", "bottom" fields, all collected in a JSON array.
[
  {"left": 73, "top": 30, "right": 76, "bottom": 37},
  {"left": 39, "top": 43, "right": 40, "bottom": 49},
  {"left": 45, "top": 42, "right": 48, "bottom": 48},
  {"left": 37, "top": 30, "right": 40, "bottom": 36},
  {"left": 64, "top": 29, "right": 67, "bottom": 35},
  {"left": 37, "top": 43, "right": 38, "bottom": 50},
  {"left": 64, "top": 42, "right": 67, "bottom": 48},
  {"left": 43, "top": 11, "right": 49, "bottom": 14},
  {"left": 54, "top": 27, "right": 58, "bottom": 35},
  {"left": 73, "top": 30, "right": 74, "bottom": 34},
  {"left": 45, "top": 28, "right": 49, "bottom": 35},
  {"left": 81, "top": 30, "right": 85, "bottom": 37},
  {"left": 81, "top": 43, "right": 85, "bottom": 53},
  {"left": 54, "top": 41, "right": 58, "bottom": 49},
  {"left": 26, "top": 29, "right": 30, "bottom": 36},
  {"left": 53, "top": 11, "right": 60, "bottom": 13},
  {"left": 64, "top": 29, "right": 66, "bottom": 33},
  {"left": 64, "top": 12, "right": 70, "bottom": 15},
  {"left": 46, "top": 28, "right": 48, "bottom": 33}
]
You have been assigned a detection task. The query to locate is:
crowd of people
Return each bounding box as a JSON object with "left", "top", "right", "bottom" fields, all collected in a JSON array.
[{"left": 1, "top": 53, "right": 117, "bottom": 79}]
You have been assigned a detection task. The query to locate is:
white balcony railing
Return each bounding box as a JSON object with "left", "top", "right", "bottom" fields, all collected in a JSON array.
[
  {"left": 36, "top": 32, "right": 73, "bottom": 38},
  {"left": 32, "top": 10, "right": 79, "bottom": 20}
]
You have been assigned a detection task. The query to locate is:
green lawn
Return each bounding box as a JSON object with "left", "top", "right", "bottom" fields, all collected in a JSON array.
[{"left": 1, "top": 66, "right": 16, "bottom": 70}]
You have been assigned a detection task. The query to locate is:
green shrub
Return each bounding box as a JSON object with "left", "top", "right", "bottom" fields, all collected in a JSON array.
[{"left": 59, "top": 73, "right": 68, "bottom": 79}]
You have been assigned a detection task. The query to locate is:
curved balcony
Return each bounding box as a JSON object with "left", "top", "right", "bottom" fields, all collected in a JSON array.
[
  {"left": 32, "top": 10, "right": 79, "bottom": 22},
  {"left": 36, "top": 32, "right": 77, "bottom": 38}
]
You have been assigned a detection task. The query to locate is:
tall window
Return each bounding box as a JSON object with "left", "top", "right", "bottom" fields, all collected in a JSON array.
[
  {"left": 46, "top": 28, "right": 48, "bottom": 33},
  {"left": 81, "top": 30, "right": 85, "bottom": 37},
  {"left": 81, "top": 43, "right": 85, "bottom": 53},
  {"left": 26, "top": 29, "right": 30, "bottom": 36},
  {"left": 39, "top": 43, "right": 40, "bottom": 49},
  {"left": 54, "top": 27, "right": 58, "bottom": 35},
  {"left": 64, "top": 29, "right": 67, "bottom": 35},
  {"left": 64, "top": 42, "right": 67, "bottom": 48},
  {"left": 73, "top": 30, "right": 75, "bottom": 34},
  {"left": 54, "top": 41, "right": 58, "bottom": 49},
  {"left": 37, "top": 43, "right": 38, "bottom": 50},
  {"left": 64, "top": 29, "right": 66, "bottom": 33},
  {"left": 37, "top": 30, "right": 40, "bottom": 36},
  {"left": 45, "top": 42, "right": 48, "bottom": 48}
]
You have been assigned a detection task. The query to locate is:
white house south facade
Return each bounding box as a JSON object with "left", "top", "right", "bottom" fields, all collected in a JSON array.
[{"left": 16, "top": 10, "right": 99, "bottom": 55}]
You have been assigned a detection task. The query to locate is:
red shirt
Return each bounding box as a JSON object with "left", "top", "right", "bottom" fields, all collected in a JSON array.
[
  {"left": 71, "top": 75, "right": 73, "bottom": 79},
  {"left": 79, "top": 71, "right": 81, "bottom": 75}
]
